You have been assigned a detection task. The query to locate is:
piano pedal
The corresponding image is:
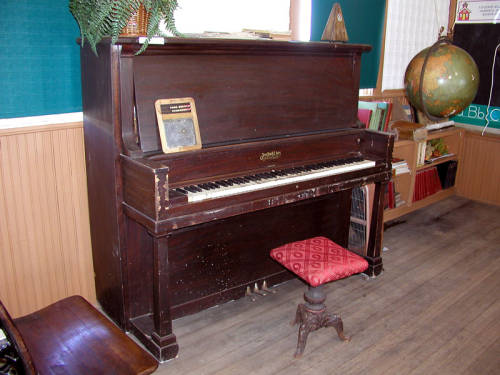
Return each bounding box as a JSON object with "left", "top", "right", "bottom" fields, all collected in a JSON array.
[
  {"left": 245, "top": 286, "right": 257, "bottom": 302},
  {"left": 253, "top": 282, "right": 268, "bottom": 296},
  {"left": 261, "top": 280, "right": 277, "bottom": 294}
]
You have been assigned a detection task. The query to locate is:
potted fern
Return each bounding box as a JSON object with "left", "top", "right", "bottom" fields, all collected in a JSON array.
[{"left": 69, "top": 0, "right": 180, "bottom": 54}]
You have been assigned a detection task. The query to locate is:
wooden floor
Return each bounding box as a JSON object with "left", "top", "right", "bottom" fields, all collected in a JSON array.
[{"left": 155, "top": 196, "right": 500, "bottom": 375}]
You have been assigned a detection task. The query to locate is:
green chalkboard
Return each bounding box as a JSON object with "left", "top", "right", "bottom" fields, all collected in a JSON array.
[
  {"left": 451, "top": 23, "right": 500, "bottom": 129},
  {"left": 0, "top": 0, "right": 82, "bottom": 119},
  {"left": 310, "top": 0, "right": 386, "bottom": 89},
  {"left": 453, "top": 23, "right": 500, "bottom": 107}
]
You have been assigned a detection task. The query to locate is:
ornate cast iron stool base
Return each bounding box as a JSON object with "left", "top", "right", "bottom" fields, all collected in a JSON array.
[
  {"left": 269, "top": 237, "right": 368, "bottom": 358},
  {"left": 292, "top": 285, "right": 349, "bottom": 358}
]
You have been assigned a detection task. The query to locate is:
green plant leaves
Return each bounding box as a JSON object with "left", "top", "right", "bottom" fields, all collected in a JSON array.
[{"left": 69, "top": 0, "right": 180, "bottom": 55}]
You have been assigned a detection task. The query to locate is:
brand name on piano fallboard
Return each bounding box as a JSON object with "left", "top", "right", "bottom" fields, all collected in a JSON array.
[{"left": 260, "top": 151, "right": 281, "bottom": 161}]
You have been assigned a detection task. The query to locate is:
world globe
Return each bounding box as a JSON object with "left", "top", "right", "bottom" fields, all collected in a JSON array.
[{"left": 404, "top": 41, "right": 479, "bottom": 118}]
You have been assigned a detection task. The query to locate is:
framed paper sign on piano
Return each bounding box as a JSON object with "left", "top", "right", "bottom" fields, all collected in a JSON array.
[{"left": 155, "top": 97, "right": 202, "bottom": 153}]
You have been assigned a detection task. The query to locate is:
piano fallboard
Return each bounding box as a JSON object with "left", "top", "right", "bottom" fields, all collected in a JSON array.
[
  {"left": 121, "top": 129, "right": 392, "bottom": 232},
  {"left": 123, "top": 162, "right": 389, "bottom": 234}
]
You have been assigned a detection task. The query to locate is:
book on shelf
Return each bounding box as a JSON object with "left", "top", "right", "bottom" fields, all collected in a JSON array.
[
  {"left": 394, "top": 191, "right": 406, "bottom": 207},
  {"left": 416, "top": 110, "right": 455, "bottom": 131},
  {"left": 425, "top": 153, "right": 455, "bottom": 164},
  {"left": 425, "top": 121, "right": 455, "bottom": 131},
  {"left": 375, "top": 101, "right": 392, "bottom": 132},
  {"left": 358, "top": 100, "right": 393, "bottom": 131},
  {"left": 381, "top": 101, "right": 393, "bottom": 132},
  {"left": 416, "top": 141, "right": 427, "bottom": 167},
  {"left": 437, "top": 160, "right": 458, "bottom": 189},
  {"left": 413, "top": 167, "right": 442, "bottom": 202},
  {"left": 357, "top": 108, "right": 372, "bottom": 128},
  {"left": 384, "top": 181, "right": 406, "bottom": 210},
  {"left": 358, "top": 101, "right": 378, "bottom": 129},
  {"left": 392, "top": 157, "right": 411, "bottom": 175},
  {"left": 392, "top": 157, "right": 406, "bottom": 167}
]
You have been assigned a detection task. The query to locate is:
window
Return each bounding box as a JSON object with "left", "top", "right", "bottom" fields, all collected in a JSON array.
[{"left": 175, "top": 0, "right": 291, "bottom": 34}]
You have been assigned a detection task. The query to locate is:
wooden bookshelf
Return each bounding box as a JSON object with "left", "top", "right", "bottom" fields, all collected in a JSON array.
[{"left": 384, "top": 126, "right": 464, "bottom": 222}]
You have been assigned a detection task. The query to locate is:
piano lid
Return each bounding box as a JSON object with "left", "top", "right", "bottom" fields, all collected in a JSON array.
[{"left": 129, "top": 38, "right": 371, "bottom": 154}]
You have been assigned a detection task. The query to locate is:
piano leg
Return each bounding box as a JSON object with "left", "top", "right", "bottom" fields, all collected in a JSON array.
[
  {"left": 151, "top": 235, "right": 179, "bottom": 361},
  {"left": 365, "top": 180, "right": 386, "bottom": 276}
]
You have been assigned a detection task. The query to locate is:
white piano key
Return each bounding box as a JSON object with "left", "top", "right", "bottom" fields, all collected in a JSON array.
[{"left": 186, "top": 159, "right": 375, "bottom": 203}]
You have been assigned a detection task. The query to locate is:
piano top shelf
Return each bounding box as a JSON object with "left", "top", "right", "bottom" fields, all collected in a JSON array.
[{"left": 112, "top": 36, "right": 372, "bottom": 56}]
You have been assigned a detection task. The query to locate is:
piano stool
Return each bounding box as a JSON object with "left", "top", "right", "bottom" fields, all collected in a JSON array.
[
  {"left": 0, "top": 295, "right": 158, "bottom": 375},
  {"left": 270, "top": 237, "right": 368, "bottom": 358}
]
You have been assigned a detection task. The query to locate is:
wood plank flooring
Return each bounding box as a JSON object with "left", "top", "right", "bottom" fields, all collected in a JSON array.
[{"left": 154, "top": 196, "right": 500, "bottom": 375}]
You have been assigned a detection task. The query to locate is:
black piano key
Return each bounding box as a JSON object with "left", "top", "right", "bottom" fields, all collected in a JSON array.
[
  {"left": 183, "top": 157, "right": 369, "bottom": 197},
  {"left": 215, "top": 180, "right": 230, "bottom": 187},
  {"left": 179, "top": 157, "right": 370, "bottom": 199},
  {"left": 198, "top": 183, "right": 212, "bottom": 190},
  {"left": 184, "top": 186, "right": 198, "bottom": 193}
]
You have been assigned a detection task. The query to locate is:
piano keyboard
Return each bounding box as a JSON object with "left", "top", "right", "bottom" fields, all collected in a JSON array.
[{"left": 175, "top": 157, "right": 376, "bottom": 203}]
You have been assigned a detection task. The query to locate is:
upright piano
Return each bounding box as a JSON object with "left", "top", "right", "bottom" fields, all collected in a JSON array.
[{"left": 80, "top": 37, "right": 393, "bottom": 361}]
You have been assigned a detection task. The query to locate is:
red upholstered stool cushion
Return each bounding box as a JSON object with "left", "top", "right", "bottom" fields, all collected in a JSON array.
[{"left": 270, "top": 236, "right": 368, "bottom": 287}]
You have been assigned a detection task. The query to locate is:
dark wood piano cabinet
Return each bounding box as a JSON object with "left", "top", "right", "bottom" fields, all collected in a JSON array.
[{"left": 80, "top": 37, "right": 393, "bottom": 361}]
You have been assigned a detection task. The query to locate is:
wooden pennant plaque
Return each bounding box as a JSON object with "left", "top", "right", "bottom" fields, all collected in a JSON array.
[{"left": 321, "top": 3, "right": 349, "bottom": 42}]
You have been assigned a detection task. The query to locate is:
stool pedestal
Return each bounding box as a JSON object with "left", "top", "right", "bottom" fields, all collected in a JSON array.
[
  {"left": 270, "top": 236, "right": 368, "bottom": 357},
  {"left": 292, "top": 285, "right": 349, "bottom": 358}
]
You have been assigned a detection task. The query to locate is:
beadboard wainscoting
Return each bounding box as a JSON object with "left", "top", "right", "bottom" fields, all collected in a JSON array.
[
  {"left": 456, "top": 130, "right": 500, "bottom": 207},
  {"left": 0, "top": 122, "right": 96, "bottom": 318}
]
